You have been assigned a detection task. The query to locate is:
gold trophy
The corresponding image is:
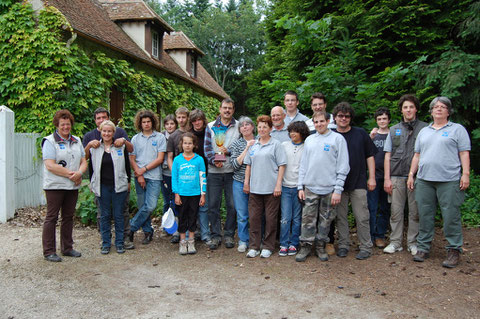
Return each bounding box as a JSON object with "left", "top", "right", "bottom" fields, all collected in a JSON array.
[{"left": 214, "top": 133, "right": 226, "bottom": 162}]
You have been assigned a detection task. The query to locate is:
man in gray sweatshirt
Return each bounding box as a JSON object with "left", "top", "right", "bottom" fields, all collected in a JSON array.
[{"left": 296, "top": 111, "right": 350, "bottom": 262}]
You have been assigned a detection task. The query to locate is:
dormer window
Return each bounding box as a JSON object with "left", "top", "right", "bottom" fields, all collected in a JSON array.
[
  {"left": 188, "top": 52, "right": 197, "bottom": 78},
  {"left": 152, "top": 30, "right": 159, "bottom": 59}
]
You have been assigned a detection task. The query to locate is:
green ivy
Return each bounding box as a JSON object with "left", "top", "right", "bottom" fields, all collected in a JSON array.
[{"left": 0, "top": 2, "right": 221, "bottom": 139}]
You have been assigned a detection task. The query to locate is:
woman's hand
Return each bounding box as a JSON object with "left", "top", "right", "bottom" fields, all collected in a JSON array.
[
  {"left": 273, "top": 185, "right": 282, "bottom": 197},
  {"left": 137, "top": 175, "right": 146, "bottom": 189},
  {"left": 175, "top": 193, "right": 182, "bottom": 206},
  {"left": 199, "top": 194, "right": 205, "bottom": 206},
  {"left": 243, "top": 183, "right": 250, "bottom": 194}
]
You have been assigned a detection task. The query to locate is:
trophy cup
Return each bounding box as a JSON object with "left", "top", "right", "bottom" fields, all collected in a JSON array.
[{"left": 214, "top": 132, "right": 226, "bottom": 162}]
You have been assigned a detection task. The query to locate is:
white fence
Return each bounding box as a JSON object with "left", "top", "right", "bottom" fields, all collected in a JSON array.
[{"left": 14, "top": 133, "right": 45, "bottom": 208}]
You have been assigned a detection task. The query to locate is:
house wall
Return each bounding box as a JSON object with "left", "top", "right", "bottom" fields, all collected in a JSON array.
[
  {"left": 119, "top": 21, "right": 146, "bottom": 54},
  {"left": 167, "top": 50, "right": 189, "bottom": 76}
]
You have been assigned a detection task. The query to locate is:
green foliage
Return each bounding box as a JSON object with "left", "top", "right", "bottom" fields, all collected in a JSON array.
[
  {"left": 76, "top": 183, "right": 97, "bottom": 225},
  {"left": 0, "top": 2, "right": 221, "bottom": 139}
]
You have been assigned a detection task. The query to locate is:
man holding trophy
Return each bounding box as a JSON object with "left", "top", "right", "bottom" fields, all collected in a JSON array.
[{"left": 204, "top": 98, "right": 240, "bottom": 250}]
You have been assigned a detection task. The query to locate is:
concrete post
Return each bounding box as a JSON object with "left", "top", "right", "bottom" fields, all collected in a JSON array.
[{"left": 0, "top": 105, "right": 15, "bottom": 223}]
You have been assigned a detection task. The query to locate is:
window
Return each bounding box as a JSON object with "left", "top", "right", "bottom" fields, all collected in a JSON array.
[
  {"left": 152, "top": 30, "right": 159, "bottom": 59},
  {"left": 189, "top": 53, "right": 197, "bottom": 78}
]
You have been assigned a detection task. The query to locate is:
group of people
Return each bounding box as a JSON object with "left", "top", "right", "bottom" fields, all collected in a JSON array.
[{"left": 41, "top": 91, "right": 471, "bottom": 269}]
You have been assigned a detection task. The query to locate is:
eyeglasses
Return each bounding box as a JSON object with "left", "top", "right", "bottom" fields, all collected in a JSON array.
[{"left": 336, "top": 114, "right": 351, "bottom": 119}]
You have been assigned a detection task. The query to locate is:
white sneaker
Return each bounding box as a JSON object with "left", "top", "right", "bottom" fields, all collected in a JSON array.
[
  {"left": 237, "top": 242, "right": 248, "bottom": 253},
  {"left": 260, "top": 249, "right": 272, "bottom": 258},
  {"left": 383, "top": 243, "right": 403, "bottom": 254},
  {"left": 408, "top": 244, "right": 418, "bottom": 256},
  {"left": 179, "top": 239, "right": 188, "bottom": 255},
  {"left": 246, "top": 249, "right": 260, "bottom": 258}
]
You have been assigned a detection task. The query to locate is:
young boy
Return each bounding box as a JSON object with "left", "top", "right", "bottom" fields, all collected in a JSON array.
[
  {"left": 368, "top": 108, "right": 391, "bottom": 248},
  {"left": 296, "top": 111, "right": 350, "bottom": 262}
]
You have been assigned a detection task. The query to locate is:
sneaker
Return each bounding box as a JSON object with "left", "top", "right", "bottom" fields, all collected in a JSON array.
[
  {"left": 170, "top": 233, "right": 180, "bottom": 244},
  {"left": 207, "top": 238, "right": 220, "bottom": 250},
  {"left": 355, "top": 250, "right": 371, "bottom": 260},
  {"left": 179, "top": 239, "right": 188, "bottom": 255},
  {"left": 336, "top": 248, "right": 348, "bottom": 258},
  {"left": 295, "top": 245, "right": 311, "bottom": 262},
  {"left": 44, "top": 254, "right": 62, "bottom": 262},
  {"left": 278, "top": 246, "right": 288, "bottom": 257},
  {"left": 413, "top": 250, "right": 429, "bottom": 262},
  {"left": 224, "top": 237, "right": 235, "bottom": 249},
  {"left": 287, "top": 245, "right": 297, "bottom": 256},
  {"left": 408, "top": 244, "right": 418, "bottom": 256},
  {"left": 116, "top": 246, "right": 125, "bottom": 254},
  {"left": 325, "top": 243, "right": 335, "bottom": 256},
  {"left": 246, "top": 249, "right": 260, "bottom": 258},
  {"left": 260, "top": 249, "right": 272, "bottom": 258},
  {"left": 315, "top": 242, "right": 328, "bottom": 261},
  {"left": 237, "top": 241, "right": 248, "bottom": 253},
  {"left": 442, "top": 249, "right": 460, "bottom": 268},
  {"left": 124, "top": 240, "right": 135, "bottom": 250},
  {"left": 375, "top": 238, "right": 386, "bottom": 248},
  {"left": 383, "top": 243, "right": 403, "bottom": 254},
  {"left": 101, "top": 246, "right": 110, "bottom": 255},
  {"left": 187, "top": 238, "right": 197, "bottom": 254}
]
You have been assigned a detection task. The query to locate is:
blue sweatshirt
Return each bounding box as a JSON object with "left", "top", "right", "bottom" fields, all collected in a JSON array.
[{"left": 172, "top": 153, "right": 206, "bottom": 196}]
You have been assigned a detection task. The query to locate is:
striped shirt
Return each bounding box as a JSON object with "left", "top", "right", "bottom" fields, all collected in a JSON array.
[{"left": 229, "top": 137, "right": 248, "bottom": 182}]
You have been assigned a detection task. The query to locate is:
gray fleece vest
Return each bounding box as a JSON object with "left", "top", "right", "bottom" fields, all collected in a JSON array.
[{"left": 90, "top": 143, "right": 128, "bottom": 197}]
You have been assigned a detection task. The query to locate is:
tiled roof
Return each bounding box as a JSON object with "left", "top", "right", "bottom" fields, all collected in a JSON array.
[
  {"left": 44, "top": 0, "right": 228, "bottom": 99},
  {"left": 98, "top": 0, "right": 173, "bottom": 32},
  {"left": 164, "top": 31, "right": 205, "bottom": 56}
]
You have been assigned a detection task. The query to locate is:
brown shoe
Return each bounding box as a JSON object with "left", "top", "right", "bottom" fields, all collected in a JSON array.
[
  {"left": 325, "top": 243, "right": 335, "bottom": 256},
  {"left": 375, "top": 238, "right": 386, "bottom": 248},
  {"left": 413, "top": 250, "right": 429, "bottom": 262},
  {"left": 442, "top": 249, "right": 460, "bottom": 268}
]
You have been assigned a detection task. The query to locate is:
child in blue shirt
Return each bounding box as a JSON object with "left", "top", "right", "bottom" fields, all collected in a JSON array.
[{"left": 172, "top": 132, "right": 206, "bottom": 255}]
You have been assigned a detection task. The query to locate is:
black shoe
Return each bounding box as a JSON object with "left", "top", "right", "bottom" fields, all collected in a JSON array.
[
  {"left": 224, "top": 237, "right": 235, "bottom": 249},
  {"left": 101, "top": 246, "right": 110, "bottom": 255},
  {"left": 62, "top": 249, "right": 81, "bottom": 257},
  {"left": 355, "top": 250, "right": 371, "bottom": 260},
  {"left": 413, "top": 250, "right": 430, "bottom": 262},
  {"left": 128, "top": 231, "right": 134, "bottom": 243},
  {"left": 170, "top": 234, "right": 180, "bottom": 244},
  {"left": 142, "top": 231, "right": 153, "bottom": 245},
  {"left": 44, "top": 254, "right": 62, "bottom": 262},
  {"left": 124, "top": 240, "right": 135, "bottom": 250},
  {"left": 116, "top": 246, "right": 126, "bottom": 254},
  {"left": 337, "top": 248, "right": 348, "bottom": 258},
  {"left": 207, "top": 238, "right": 219, "bottom": 250}
]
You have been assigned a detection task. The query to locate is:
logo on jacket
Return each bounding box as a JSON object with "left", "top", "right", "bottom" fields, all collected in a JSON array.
[
  {"left": 152, "top": 141, "right": 157, "bottom": 146},
  {"left": 324, "top": 144, "right": 330, "bottom": 151},
  {"left": 395, "top": 129, "right": 402, "bottom": 136},
  {"left": 117, "top": 150, "right": 123, "bottom": 156},
  {"left": 442, "top": 131, "right": 449, "bottom": 137}
]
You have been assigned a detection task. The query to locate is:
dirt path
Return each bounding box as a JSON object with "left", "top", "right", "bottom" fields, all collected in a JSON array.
[{"left": 0, "top": 222, "right": 479, "bottom": 318}]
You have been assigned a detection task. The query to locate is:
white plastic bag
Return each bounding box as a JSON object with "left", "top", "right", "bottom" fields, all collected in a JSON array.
[{"left": 161, "top": 207, "right": 178, "bottom": 234}]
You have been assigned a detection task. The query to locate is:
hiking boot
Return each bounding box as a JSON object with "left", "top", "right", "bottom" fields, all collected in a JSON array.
[
  {"left": 142, "top": 231, "right": 153, "bottom": 245},
  {"left": 278, "top": 246, "right": 288, "bottom": 257},
  {"left": 295, "top": 245, "right": 311, "bottom": 262},
  {"left": 413, "top": 250, "right": 430, "bottom": 262},
  {"left": 187, "top": 238, "right": 197, "bottom": 255},
  {"left": 179, "top": 239, "right": 188, "bottom": 255},
  {"left": 170, "top": 233, "right": 180, "bottom": 244},
  {"left": 207, "top": 238, "right": 220, "bottom": 250},
  {"left": 101, "top": 246, "right": 110, "bottom": 255},
  {"left": 336, "top": 248, "right": 348, "bottom": 258},
  {"left": 326, "top": 243, "right": 335, "bottom": 256},
  {"left": 315, "top": 241, "right": 328, "bottom": 261},
  {"left": 355, "top": 250, "right": 371, "bottom": 260},
  {"left": 224, "top": 237, "right": 235, "bottom": 249},
  {"left": 375, "top": 238, "right": 386, "bottom": 248},
  {"left": 116, "top": 246, "right": 125, "bottom": 254},
  {"left": 383, "top": 243, "right": 403, "bottom": 254},
  {"left": 124, "top": 240, "right": 135, "bottom": 250},
  {"left": 442, "top": 249, "right": 460, "bottom": 268}
]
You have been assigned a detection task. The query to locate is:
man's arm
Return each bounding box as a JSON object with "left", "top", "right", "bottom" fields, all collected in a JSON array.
[
  {"left": 383, "top": 152, "right": 392, "bottom": 194},
  {"left": 366, "top": 156, "right": 376, "bottom": 191},
  {"left": 407, "top": 152, "right": 420, "bottom": 190}
]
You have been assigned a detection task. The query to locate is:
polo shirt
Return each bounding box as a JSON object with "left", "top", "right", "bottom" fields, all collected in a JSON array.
[
  {"left": 270, "top": 125, "right": 290, "bottom": 143},
  {"left": 284, "top": 110, "right": 309, "bottom": 126},
  {"left": 415, "top": 121, "right": 470, "bottom": 182},
  {"left": 244, "top": 138, "right": 287, "bottom": 194},
  {"left": 130, "top": 131, "right": 166, "bottom": 180}
]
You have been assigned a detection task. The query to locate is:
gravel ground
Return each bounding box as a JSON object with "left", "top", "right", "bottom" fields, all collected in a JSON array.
[{"left": 0, "top": 209, "right": 479, "bottom": 318}]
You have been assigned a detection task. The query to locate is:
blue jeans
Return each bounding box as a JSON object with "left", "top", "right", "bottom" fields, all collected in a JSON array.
[
  {"left": 207, "top": 172, "right": 236, "bottom": 240},
  {"left": 98, "top": 184, "right": 127, "bottom": 248},
  {"left": 197, "top": 194, "right": 210, "bottom": 241},
  {"left": 367, "top": 178, "right": 390, "bottom": 240},
  {"left": 131, "top": 178, "right": 161, "bottom": 234},
  {"left": 233, "top": 179, "right": 249, "bottom": 244},
  {"left": 161, "top": 174, "right": 175, "bottom": 214},
  {"left": 279, "top": 186, "right": 302, "bottom": 247}
]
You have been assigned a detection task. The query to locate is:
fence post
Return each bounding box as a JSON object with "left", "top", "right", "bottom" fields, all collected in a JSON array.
[{"left": 0, "top": 105, "right": 15, "bottom": 223}]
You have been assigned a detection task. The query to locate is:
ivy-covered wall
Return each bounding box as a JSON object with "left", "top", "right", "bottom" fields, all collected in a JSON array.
[{"left": 0, "top": 2, "right": 221, "bottom": 138}]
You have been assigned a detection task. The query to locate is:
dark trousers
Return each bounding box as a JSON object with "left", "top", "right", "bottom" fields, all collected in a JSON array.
[
  {"left": 207, "top": 173, "right": 236, "bottom": 239},
  {"left": 248, "top": 193, "right": 280, "bottom": 251},
  {"left": 178, "top": 195, "right": 200, "bottom": 233},
  {"left": 43, "top": 190, "right": 78, "bottom": 256}
]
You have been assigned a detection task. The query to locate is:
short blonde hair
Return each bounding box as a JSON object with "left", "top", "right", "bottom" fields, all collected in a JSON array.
[{"left": 100, "top": 120, "right": 116, "bottom": 132}]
